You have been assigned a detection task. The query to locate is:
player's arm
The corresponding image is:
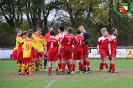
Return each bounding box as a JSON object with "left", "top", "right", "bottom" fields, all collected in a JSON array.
[
  {"left": 108, "top": 38, "right": 111, "bottom": 55},
  {"left": 97, "top": 38, "right": 100, "bottom": 54},
  {"left": 17, "top": 37, "right": 24, "bottom": 45}
]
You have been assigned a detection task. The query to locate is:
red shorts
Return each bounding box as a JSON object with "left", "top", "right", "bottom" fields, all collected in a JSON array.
[
  {"left": 83, "top": 45, "right": 89, "bottom": 58},
  {"left": 73, "top": 49, "right": 83, "bottom": 60},
  {"left": 17, "top": 49, "right": 23, "bottom": 61},
  {"left": 23, "top": 57, "right": 32, "bottom": 63},
  {"left": 100, "top": 49, "right": 107, "bottom": 59},
  {"left": 58, "top": 48, "right": 63, "bottom": 59},
  {"left": 63, "top": 49, "right": 72, "bottom": 60},
  {"left": 33, "top": 49, "right": 44, "bottom": 59},
  {"left": 111, "top": 49, "right": 117, "bottom": 58},
  {"left": 47, "top": 51, "right": 58, "bottom": 61},
  {"left": 12, "top": 49, "right": 17, "bottom": 60}
]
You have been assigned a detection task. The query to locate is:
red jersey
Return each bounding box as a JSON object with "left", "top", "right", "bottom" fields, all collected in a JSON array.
[
  {"left": 74, "top": 35, "right": 84, "bottom": 50},
  {"left": 45, "top": 32, "right": 50, "bottom": 40},
  {"left": 46, "top": 36, "right": 58, "bottom": 53},
  {"left": 97, "top": 36, "right": 110, "bottom": 52},
  {"left": 62, "top": 34, "right": 78, "bottom": 50},
  {"left": 110, "top": 34, "right": 117, "bottom": 50}
]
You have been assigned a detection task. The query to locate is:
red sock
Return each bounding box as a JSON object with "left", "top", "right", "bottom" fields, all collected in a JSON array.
[
  {"left": 80, "top": 63, "right": 83, "bottom": 71},
  {"left": 99, "top": 63, "right": 104, "bottom": 70},
  {"left": 48, "top": 67, "right": 51, "bottom": 74},
  {"left": 112, "top": 64, "right": 115, "bottom": 72},
  {"left": 71, "top": 63, "right": 75, "bottom": 71},
  {"left": 83, "top": 61, "right": 86, "bottom": 71},
  {"left": 68, "top": 63, "right": 71, "bottom": 72},
  {"left": 55, "top": 67, "right": 58, "bottom": 74},
  {"left": 109, "top": 63, "right": 112, "bottom": 71},
  {"left": 105, "top": 63, "right": 109, "bottom": 69},
  {"left": 86, "top": 61, "right": 90, "bottom": 71},
  {"left": 58, "top": 63, "right": 61, "bottom": 69},
  {"left": 61, "top": 63, "right": 65, "bottom": 72}
]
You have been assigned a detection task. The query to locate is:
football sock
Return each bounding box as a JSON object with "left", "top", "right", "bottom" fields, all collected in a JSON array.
[
  {"left": 99, "top": 63, "right": 104, "bottom": 70},
  {"left": 48, "top": 67, "right": 51, "bottom": 74},
  {"left": 61, "top": 63, "right": 66, "bottom": 72},
  {"left": 21, "top": 64, "right": 25, "bottom": 73},
  {"left": 28, "top": 65, "right": 32, "bottom": 73},
  {"left": 55, "top": 67, "right": 58, "bottom": 74},
  {"left": 58, "top": 63, "right": 62, "bottom": 70},
  {"left": 105, "top": 63, "right": 109, "bottom": 69},
  {"left": 17, "top": 62, "right": 22, "bottom": 72},
  {"left": 83, "top": 61, "right": 86, "bottom": 71},
  {"left": 32, "top": 61, "right": 34, "bottom": 69},
  {"left": 86, "top": 61, "right": 90, "bottom": 71},
  {"left": 68, "top": 63, "right": 71, "bottom": 72},
  {"left": 39, "top": 64, "right": 42, "bottom": 70}
]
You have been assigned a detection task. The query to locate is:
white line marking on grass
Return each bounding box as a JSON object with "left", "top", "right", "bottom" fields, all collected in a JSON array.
[{"left": 44, "top": 79, "right": 57, "bottom": 88}]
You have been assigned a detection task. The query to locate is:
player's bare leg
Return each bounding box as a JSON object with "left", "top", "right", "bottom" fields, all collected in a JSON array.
[{"left": 48, "top": 61, "right": 52, "bottom": 76}]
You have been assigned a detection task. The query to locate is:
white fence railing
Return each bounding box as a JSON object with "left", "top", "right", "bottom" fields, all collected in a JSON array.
[{"left": 0, "top": 47, "right": 133, "bottom": 59}]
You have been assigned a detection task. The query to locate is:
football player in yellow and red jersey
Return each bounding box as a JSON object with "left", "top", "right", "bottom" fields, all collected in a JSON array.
[
  {"left": 33, "top": 28, "right": 46, "bottom": 71},
  {"left": 12, "top": 28, "right": 23, "bottom": 75},
  {"left": 22, "top": 32, "right": 39, "bottom": 75}
]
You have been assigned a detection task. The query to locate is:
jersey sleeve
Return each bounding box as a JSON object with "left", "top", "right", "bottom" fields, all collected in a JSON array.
[
  {"left": 31, "top": 42, "right": 36, "bottom": 49},
  {"left": 16, "top": 37, "right": 23, "bottom": 44}
]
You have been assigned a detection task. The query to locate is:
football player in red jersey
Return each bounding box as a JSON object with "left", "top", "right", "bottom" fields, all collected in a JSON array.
[
  {"left": 44, "top": 27, "right": 53, "bottom": 69},
  {"left": 109, "top": 27, "right": 118, "bottom": 73},
  {"left": 55, "top": 26, "right": 66, "bottom": 72},
  {"left": 79, "top": 26, "right": 90, "bottom": 74},
  {"left": 97, "top": 28, "right": 111, "bottom": 71},
  {"left": 71, "top": 29, "right": 84, "bottom": 75},
  {"left": 46, "top": 30, "right": 59, "bottom": 76},
  {"left": 61, "top": 27, "right": 78, "bottom": 75}
]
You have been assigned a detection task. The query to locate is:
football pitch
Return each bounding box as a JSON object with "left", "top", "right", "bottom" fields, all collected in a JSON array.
[{"left": 0, "top": 59, "right": 133, "bottom": 88}]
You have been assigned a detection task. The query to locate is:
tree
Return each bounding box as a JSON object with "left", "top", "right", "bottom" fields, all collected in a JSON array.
[{"left": 0, "top": 0, "right": 23, "bottom": 31}]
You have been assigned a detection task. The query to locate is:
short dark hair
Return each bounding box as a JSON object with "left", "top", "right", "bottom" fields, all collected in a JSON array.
[
  {"left": 28, "top": 32, "right": 33, "bottom": 38},
  {"left": 50, "top": 30, "right": 55, "bottom": 36},
  {"left": 23, "top": 30, "right": 28, "bottom": 35},
  {"left": 111, "top": 27, "right": 116, "bottom": 32},
  {"left": 67, "top": 27, "right": 72, "bottom": 33},
  {"left": 59, "top": 26, "right": 64, "bottom": 32},
  {"left": 16, "top": 28, "right": 22, "bottom": 33},
  {"left": 37, "top": 27, "right": 42, "bottom": 32},
  {"left": 28, "top": 29, "right": 34, "bottom": 33},
  {"left": 75, "top": 29, "right": 81, "bottom": 34}
]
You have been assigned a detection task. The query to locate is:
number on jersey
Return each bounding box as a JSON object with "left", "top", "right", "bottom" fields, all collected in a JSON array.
[
  {"left": 68, "top": 38, "right": 71, "bottom": 44},
  {"left": 50, "top": 42, "right": 53, "bottom": 48},
  {"left": 26, "top": 44, "right": 30, "bottom": 51}
]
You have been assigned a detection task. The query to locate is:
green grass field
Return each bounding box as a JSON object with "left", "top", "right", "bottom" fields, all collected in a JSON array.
[{"left": 0, "top": 59, "right": 133, "bottom": 88}]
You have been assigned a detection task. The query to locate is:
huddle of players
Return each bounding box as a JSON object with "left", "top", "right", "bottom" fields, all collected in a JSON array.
[
  {"left": 97, "top": 28, "right": 118, "bottom": 73},
  {"left": 12, "top": 28, "right": 46, "bottom": 75},
  {"left": 12, "top": 25, "right": 118, "bottom": 76},
  {"left": 12, "top": 26, "right": 91, "bottom": 76}
]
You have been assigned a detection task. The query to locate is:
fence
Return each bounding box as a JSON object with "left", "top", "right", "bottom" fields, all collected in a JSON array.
[{"left": 0, "top": 47, "right": 133, "bottom": 59}]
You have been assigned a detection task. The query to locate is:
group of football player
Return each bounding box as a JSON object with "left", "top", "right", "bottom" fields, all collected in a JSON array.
[{"left": 12, "top": 25, "right": 118, "bottom": 76}]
